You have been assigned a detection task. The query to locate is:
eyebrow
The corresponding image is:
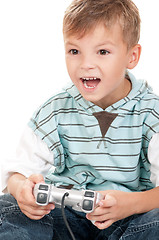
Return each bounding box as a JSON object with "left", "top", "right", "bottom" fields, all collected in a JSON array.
[
  {"left": 64, "top": 41, "right": 79, "bottom": 48},
  {"left": 96, "top": 41, "right": 116, "bottom": 47},
  {"left": 65, "top": 40, "right": 115, "bottom": 47}
]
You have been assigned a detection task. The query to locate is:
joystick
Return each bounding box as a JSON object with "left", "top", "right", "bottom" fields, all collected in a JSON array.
[{"left": 34, "top": 183, "right": 104, "bottom": 213}]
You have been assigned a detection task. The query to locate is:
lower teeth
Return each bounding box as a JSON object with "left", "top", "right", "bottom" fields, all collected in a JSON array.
[{"left": 84, "top": 80, "right": 96, "bottom": 89}]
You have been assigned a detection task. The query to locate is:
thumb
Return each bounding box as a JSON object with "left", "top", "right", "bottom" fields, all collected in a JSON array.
[
  {"left": 28, "top": 174, "right": 45, "bottom": 184},
  {"left": 99, "top": 194, "right": 117, "bottom": 207}
]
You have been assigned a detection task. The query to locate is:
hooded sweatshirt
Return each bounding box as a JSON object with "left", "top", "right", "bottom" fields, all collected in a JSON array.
[{"left": 28, "top": 72, "right": 159, "bottom": 192}]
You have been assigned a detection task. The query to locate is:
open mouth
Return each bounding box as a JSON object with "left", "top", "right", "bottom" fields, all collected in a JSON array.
[{"left": 80, "top": 77, "right": 101, "bottom": 89}]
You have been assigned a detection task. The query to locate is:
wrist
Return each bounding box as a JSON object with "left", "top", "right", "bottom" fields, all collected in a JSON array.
[
  {"left": 129, "top": 187, "right": 159, "bottom": 215},
  {"left": 129, "top": 191, "right": 144, "bottom": 215},
  {"left": 7, "top": 173, "right": 27, "bottom": 199}
]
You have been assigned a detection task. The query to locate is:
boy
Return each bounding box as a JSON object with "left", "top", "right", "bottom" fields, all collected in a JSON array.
[{"left": 1, "top": 0, "right": 159, "bottom": 239}]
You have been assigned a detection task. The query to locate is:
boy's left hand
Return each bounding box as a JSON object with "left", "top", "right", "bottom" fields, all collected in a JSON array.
[{"left": 86, "top": 190, "right": 136, "bottom": 229}]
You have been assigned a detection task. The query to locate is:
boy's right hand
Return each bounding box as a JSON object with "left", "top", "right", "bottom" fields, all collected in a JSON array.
[{"left": 15, "top": 174, "right": 55, "bottom": 220}]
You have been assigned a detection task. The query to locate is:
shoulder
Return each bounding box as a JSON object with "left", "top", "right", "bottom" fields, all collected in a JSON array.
[
  {"left": 142, "top": 87, "right": 159, "bottom": 104},
  {"left": 32, "top": 84, "right": 75, "bottom": 119},
  {"left": 28, "top": 83, "right": 77, "bottom": 130},
  {"left": 142, "top": 90, "right": 159, "bottom": 140},
  {"left": 142, "top": 89, "right": 159, "bottom": 115},
  {"left": 40, "top": 87, "right": 73, "bottom": 111}
]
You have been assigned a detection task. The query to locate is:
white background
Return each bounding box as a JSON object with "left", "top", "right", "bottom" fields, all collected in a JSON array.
[{"left": 0, "top": 0, "right": 159, "bottom": 192}]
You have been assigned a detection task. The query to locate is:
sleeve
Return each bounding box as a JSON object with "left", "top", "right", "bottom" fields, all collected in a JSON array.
[
  {"left": 1, "top": 125, "right": 54, "bottom": 193},
  {"left": 148, "top": 132, "right": 159, "bottom": 187}
]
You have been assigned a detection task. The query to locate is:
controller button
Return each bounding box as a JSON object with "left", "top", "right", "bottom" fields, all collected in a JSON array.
[
  {"left": 84, "top": 191, "right": 94, "bottom": 198},
  {"left": 39, "top": 184, "right": 49, "bottom": 191},
  {"left": 82, "top": 200, "right": 93, "bottom": 211},
  {"left": 37, "top": 193, "right": 48, "bottom": 204}
]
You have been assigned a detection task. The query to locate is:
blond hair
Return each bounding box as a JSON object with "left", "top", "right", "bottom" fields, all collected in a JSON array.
[{"left": 63, "top": 0, "right": 141, "bottom": 49}]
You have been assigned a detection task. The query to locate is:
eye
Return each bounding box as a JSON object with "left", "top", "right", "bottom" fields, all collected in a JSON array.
[
  {"left": 98, "top": 49, "right": 110, "bottom": 55},
  {"left": 69, "top": 49, "right": 79, "bottom": 55}
]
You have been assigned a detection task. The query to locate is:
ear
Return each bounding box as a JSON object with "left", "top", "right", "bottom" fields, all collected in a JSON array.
[{"left": 127, "top": 44, "right": 141, "bottom": 69}]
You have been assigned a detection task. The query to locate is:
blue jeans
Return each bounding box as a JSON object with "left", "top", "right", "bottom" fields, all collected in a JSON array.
[{"left": 0, "top": 194, "right": 159, "bottom": 239}]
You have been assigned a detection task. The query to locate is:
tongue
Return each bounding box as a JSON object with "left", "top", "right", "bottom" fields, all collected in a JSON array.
[{"left": 86, "top": 79, "right": 100, "bottom": 87}]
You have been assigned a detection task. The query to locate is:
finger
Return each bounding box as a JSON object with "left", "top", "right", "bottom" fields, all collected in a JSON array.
[
  {"left": 32, "top": 203, "right": 55, "bottom": 211},
  {"left": 28, "top": 174, "right": 45, "bottom": 184},
  {"left": 17, "top": 191, "right": 37, "bottom": 208},
  {"left": 87, "top": 205, "right": 111, "bottom": 218},
  {"left": 21, "top": 205, "right": 53, "bottom": 219},
  {"left": 95, "top": 219, "right": 114, "bottom": 230},
  {"left": 86, "top": 212, "right": 111, "bottom": 222},
  {"left": 99, "top": 194, "right": 117, "bottom": 208},
  {"left": 20, "top": 189, "right": 38, "bottom": 207},
  {"left": 25, "top": 208, "right": 50, "bottom": 217},
  {"left": 22, "top": 209, "right": 46, "bottom": 220}
]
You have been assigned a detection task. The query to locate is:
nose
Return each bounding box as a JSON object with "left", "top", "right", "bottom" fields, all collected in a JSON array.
[{"left": 80, "top": 55, "right": 96, "bottom": 70}]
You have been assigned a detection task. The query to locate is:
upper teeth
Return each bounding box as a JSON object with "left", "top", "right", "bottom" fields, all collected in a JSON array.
[{"left": 82, "top": 77, "right": 97, "bottom": 80}]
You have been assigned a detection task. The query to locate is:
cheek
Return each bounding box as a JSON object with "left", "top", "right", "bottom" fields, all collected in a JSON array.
[
  {"left": 65, "top": 58, "right": 77, "bottom": 74},
  {"left": 105, "top": 58, "right": 127, "bottom": 80},
  {"left": 65, "top": 62, "right": 78, "bottom": 85},
  {"left": 65, "top": 57, "right": 70, "bottom": 69},
  {"left": 65, "top": 59, "right": 73, "bottom": 77},
  {"left": 105, "top": 52, "right": 128, "bottom": 69}
]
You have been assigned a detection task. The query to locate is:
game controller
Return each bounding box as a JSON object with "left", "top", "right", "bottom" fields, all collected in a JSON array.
[{"left": 34, "top": 183, "right": 104, "bottom": 213}]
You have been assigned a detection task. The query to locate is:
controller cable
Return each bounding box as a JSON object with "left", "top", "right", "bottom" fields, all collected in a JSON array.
[{"left": 61, "top": 192, "right": 76, "bottom": 240}]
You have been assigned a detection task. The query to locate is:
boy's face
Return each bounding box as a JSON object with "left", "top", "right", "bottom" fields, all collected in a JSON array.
[{"left": 64, "top": 23, "right": 134, "bottom": 109}]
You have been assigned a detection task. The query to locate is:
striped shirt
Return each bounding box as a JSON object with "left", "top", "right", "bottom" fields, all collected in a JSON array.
[{"left": 28, "top": 72, "right": 159, "bottom": 192}]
